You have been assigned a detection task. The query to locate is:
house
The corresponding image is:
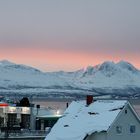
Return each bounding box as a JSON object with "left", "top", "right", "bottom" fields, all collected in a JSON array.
[{"left": 45, "top": 97, "right": 140, "bottom": 140}]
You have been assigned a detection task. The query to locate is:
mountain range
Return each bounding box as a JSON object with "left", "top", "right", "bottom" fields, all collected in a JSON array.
[{"left": 0, "top": 60, "right": 140, "bottom": 98}]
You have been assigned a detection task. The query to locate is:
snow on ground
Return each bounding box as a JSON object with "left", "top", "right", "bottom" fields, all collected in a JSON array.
[{"left": 45, "top": 100, "right": 127, "bottom": 140}]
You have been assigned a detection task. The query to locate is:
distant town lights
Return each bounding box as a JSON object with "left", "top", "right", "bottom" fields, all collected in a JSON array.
[
  {"left": 4, "top": 106, "right": 30, "bottom": 114},
  {"left": 22, "top": 107, "right": 30, "bottom": 114},
  {"left": 56, "top": 110, "right": 60, "bottom": 115},
  {"left": 8, "top": 106, "right": 16, "bottom": 113}
]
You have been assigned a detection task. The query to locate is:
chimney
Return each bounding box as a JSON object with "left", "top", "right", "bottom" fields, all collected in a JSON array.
[
  {"left": 66, "top": 102, "right": 69, "bottom": 108},
  {"left": 86, "top": 95, "right": 93, "bottom": 106},
  {"left": 36, "top": 104, "right": 40, "bottom": 115}
]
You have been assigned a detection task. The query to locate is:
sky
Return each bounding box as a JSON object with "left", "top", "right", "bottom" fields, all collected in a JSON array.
[{"left": 0, "top": 0, "right": 140, "bottom": 71}]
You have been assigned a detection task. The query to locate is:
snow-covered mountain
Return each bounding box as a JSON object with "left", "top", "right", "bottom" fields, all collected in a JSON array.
[
  {"left": 0, "top": 60, "right": 70, "bottom": 88},
  {"left": 0, "top": 60, "right": 140, "bottom": 97}
]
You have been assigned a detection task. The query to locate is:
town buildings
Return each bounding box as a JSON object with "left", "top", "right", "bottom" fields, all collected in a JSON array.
[
  {"left": 0, "top": 98, "right": 63, "bottom": 139},
  {"left": 0, "top": 102, "right": 30, "bottom": 129}
]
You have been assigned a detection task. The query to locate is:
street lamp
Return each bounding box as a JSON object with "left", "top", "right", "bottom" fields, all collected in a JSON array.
[{"left": 56, "top": 110, "right": 60, "bottom": 115}]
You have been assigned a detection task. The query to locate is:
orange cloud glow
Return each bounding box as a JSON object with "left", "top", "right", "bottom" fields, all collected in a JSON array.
[{"left": 0, "top": 46, "right": 140, "bottom": 71}]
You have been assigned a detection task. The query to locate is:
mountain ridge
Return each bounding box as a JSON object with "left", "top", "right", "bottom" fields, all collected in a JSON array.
[{"left": 0, "top": 59, "right": 140, "bottom": 97}]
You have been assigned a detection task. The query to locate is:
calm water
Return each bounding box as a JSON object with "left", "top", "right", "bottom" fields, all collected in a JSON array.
[{"left": 33, "top": 99, "right": 72, "bottom": 110}]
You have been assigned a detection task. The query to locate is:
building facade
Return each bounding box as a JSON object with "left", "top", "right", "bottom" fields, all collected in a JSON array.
[{"left": 0, "top": 104, "right": 30, "bottom": 129}]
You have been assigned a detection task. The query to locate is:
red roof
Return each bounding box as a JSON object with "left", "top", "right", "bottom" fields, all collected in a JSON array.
[{"left": 0, "top": 103, "right": 9, "bottom": 106}]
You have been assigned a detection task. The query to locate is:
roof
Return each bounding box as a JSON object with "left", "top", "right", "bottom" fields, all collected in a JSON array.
[
  {"left": 45, "top": 100, "right": 127, "bottom": 140},
  {"left": 133, "top": 105, "right": 140, "bottom": 117},
  {"left": 0, "top": 102, "right": 9, "bottom": 106},
  {"left": 126, "top": 99, "right": 140, "bottom": 121}
]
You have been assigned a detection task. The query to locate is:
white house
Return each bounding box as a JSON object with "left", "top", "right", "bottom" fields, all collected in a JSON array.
[{"left": 45, "top": 98, "right": 140, "bottom": 140}]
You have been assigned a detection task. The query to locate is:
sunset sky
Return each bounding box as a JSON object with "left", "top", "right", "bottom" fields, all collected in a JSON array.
[{"left": 0, "top": 0, "right": 140, "bottom": 71}]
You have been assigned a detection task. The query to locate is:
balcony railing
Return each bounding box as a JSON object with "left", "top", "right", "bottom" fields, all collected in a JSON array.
[{"left": 0, "top": 129, "right": 50, "bottom": 138}]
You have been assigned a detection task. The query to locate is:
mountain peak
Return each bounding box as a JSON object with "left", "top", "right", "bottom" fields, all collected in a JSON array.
[
  {"left": 117, "top": 60, "right": 131, "bottom": 66},
  {"left": 0, "top": 60, "right": 15, "bottom": 66},
  {"left": 98, "top": 61, "right": 116, "bottom": 70},
  {"left": 83, "top": 66, "right": 95, "bottom": 76},
  {"left": 0, "top": 59, "right": 42, "bottom": 73},
  {"left": 117, "top": 60, "right": 138, "bottom": 73}
]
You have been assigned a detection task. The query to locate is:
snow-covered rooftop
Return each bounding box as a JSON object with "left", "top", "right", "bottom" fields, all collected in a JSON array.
[{"left": 45, "top": 100, "right": 127, "bottom": 140}]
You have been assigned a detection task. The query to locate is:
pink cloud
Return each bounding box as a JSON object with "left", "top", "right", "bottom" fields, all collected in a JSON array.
[{"left": 0, "top": 46, "right": 139, "bottom": 71}]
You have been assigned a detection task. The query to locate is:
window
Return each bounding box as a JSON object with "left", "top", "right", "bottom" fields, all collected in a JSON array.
[
  {"left": 116, "top": 126, "right": 122, "bottom": 134},
  {"left": 130, "top": 125, "right": 136, "bottom": 134},
  {"left": 125, "top": 109, "right": 127, "bottom": 114}
]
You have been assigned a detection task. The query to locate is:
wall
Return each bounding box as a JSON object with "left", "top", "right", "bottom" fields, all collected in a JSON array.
[{"left": 107, "top": 105, "right": 140, "bottom": 140}]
